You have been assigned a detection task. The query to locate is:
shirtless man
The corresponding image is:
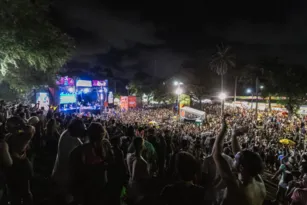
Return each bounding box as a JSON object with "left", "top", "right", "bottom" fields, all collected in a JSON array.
[{"left": 212, "top": 115, "right": 266, "bottom": 205}]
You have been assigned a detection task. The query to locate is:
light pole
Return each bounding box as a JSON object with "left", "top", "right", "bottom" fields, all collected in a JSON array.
[
  {"left": 255, "top": 80, "right": 263, "bottom": 119},
  {"left": 100, "top": 86, "right": 103, "bottom": 115},
  {"left": 218, "top": 92, "right": 226, "bottom": 116},
  {"left": 246, "top": 88, "right": 253, "bottom": 109},
  {"left": 174, "top": 81, "right": 183, "bottom": 117}
]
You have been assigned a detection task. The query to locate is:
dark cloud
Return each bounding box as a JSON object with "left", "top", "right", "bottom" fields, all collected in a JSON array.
[
  {"left": 53, "top": 0, "right": 307, "bottom": 84},
  {"left": 220, "top": 19, "right": 307, "bottom": 45},
  {"left": 118, "top": 49, "right": 187, "bottom": 79},
  {"left": 54, "top": 0, "right": 162, "bottom": 58}
]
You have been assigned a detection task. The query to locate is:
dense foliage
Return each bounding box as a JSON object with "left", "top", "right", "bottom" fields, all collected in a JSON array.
[{"left": 0, "top": 0, "right": 74, "bottom": 82}]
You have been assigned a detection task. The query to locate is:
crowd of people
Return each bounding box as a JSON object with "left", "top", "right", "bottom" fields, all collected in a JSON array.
[{"left": 0, "top": 102, "right": 306, "bottom": 205}]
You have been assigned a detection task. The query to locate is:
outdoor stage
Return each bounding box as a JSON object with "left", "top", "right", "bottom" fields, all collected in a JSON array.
[{"left": 56, "top": 77, "right": 113, "bottom": 114}]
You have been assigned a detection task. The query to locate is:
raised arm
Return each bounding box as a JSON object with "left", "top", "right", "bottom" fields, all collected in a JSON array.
[
  {"left": 213, "top": 115, "right": 237, "bottom": 186},
  {"left": 231, "top": 128, "right": 242, "bottom": 155},
  {"left": 213, "top": 117, "right": 228, "bottom": 154}
]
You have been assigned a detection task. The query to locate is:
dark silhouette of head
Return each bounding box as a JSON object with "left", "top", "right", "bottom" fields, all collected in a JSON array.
[
  {"left": 87, "top": 122, "right": 104, "bottom": 143},
  {"left": 176, "top": 151, "right": 198, "bottom": 181},
  {"left": 234, "top": 150, "right": 264, "bottom": 179},
  {"left": 133, "top": 137, "right": 144, "bottom": 156},
  {"left": 68, "top": 118, "right": 86, "bottom": 138}
]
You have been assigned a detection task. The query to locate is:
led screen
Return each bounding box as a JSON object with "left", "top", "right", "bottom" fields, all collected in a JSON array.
[
  {"left": 59, "top": 93, "right": 77, "bottom": 104},
  {"left": 92, "top": 80, "right": 108, "bottom": 87},
  {"left": 56, "top": 76, "right": 74, "bottom": 86},
  {"left": 76, "top": 80, "right": 92, "bottom": 87},
  {"left": 36, "top": 92, "right": 50, "bottom": 110}
]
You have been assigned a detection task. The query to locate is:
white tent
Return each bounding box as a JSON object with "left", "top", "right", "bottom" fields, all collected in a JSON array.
[{"left": 180, "top": 106, "right": 206, "bottom": 120}]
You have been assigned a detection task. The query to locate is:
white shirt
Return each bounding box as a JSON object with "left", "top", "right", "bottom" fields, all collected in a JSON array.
[{"left": 52, "top": 130, "right": 82, "bottom": 191}]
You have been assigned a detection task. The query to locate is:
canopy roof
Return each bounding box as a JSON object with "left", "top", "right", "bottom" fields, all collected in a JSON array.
[{"left": 181, "top": 106, "right": 205, "bottom": 117}]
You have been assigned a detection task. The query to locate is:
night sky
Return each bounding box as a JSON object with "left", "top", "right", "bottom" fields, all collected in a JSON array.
[{"left": 53, "top": 0, "right": 307, "bottom": 80}]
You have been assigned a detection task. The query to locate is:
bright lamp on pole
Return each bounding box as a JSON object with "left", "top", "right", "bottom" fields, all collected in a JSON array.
[
  {"left": 260, "top": 85, "right": 264, "bottom": 89},
  {"left": 174, "top": 81, "right": 178, "bottom": 86},
  {"left": 246, "top": 88, "right": 252, "bottom": 94},
  {"left": 175, "top": 87, "right": 183, "bottom": 95},
  {"left": 218, "top": 92, "right": 226, "bottom": 100}
]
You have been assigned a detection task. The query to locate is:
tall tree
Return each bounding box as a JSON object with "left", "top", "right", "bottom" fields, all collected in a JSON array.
[
  {"left": 188, "top": 84, "right": 208, "bottom": 109},
  {"left": 209, "top": 44, "right": 236, "bottom": 92},
  {"left": 258, "top": 58, "right": 281, "bottom": 111},
  {"left": 0, "top": 0, "right": 74, "bottom": 76},
  {"left": 153, "top": 84, "right": 175, "bottom": 104},
  {"left": 269, "top": 64, "right": 307, "bottom": 118},
  {"left": 0, "top": 63, "right": 56, "bottom": 92},
  {"left": 0, "top": 82, "right": 19, "bottom": 101},
  {"left": 128, "top": 72, "right": 156, "bottom": 103}
]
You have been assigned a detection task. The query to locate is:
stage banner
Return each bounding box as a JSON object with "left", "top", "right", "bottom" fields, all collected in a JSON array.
[
  {"left": 128, "top": 96, "right": 137, "bottom": 108},
  {"left": 36, "top": 92, "right": 50, "bottom": 110},
  {"left": 120, "top": 96, "right": 129, "bottom": 110}
]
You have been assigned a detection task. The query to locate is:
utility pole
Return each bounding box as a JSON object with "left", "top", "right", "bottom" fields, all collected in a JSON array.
[
  {"left": 255, "top": 77, "right": 259, "bottom": 119},
  {"left": 234, "top": 76, "right": 238, "bottom": 102},
  {"left": 154, "top": 60, "right": 157, "bottom": 77},
  {"left": 114, "top": 80, "right": 117, "bottom": 93}
]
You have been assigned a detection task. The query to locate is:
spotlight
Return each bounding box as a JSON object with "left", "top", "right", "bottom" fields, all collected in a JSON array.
[
  {"left": 68, "top": 87, "right": 74, "bottom": 93},
  {"left": 84, "top": 88, "right": 90, "bottom": 93}
]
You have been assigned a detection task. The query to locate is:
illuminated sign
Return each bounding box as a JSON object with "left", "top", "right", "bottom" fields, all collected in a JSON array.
[
  {"left": 56, "top": 76, "right": 74, "bottom": 86},
  {"left": 59, "top": 93, "right": 77, "bottom": 104},
  {"left": 76, "top": 80, "right": 92, "bottom": 87},
  {"left": 36, "top": 92, "right": 50, "bottom": 110},
  {"left": 92, "top": 80, "right": 108, "bottom": 87},
  {"left": 120, "top": 96, "right": 129, "bottom": 110}
]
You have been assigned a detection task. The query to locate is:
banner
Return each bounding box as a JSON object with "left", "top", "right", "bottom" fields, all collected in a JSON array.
[
  {"left": 128, "top": 96, "right": 137, "bottom": 108},
  {"left": 56, "top": 76, "right": 74, "bottom": 86},
  {"left": 108, "top": 92, "right": 114, "bottom": 104},
  {"left": 120, "top": 96, "right": 129, "bottom": 110},
  {"left": 36, "top": 92, "right": 50, "bottom": 110},
  {"left": 92, "top": 80, "right": 108, "bottom": 87}
]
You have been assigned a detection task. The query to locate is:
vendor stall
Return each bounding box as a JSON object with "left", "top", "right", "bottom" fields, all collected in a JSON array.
[{"left": 180, "top": 106, "right": 206, "bottom": 124}]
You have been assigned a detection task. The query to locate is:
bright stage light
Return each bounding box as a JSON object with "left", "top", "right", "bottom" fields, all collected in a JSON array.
[
  {"left": 218, "top": 92, "right": 226, "bottom": 100},
  {"left": 175, "top": 87, "right": 183, "bottom": 95},
  {"left": 68, "top": 87, "right": 74, "bottom": 93},
  {"left": 83, "top": 88, "right": 90, "bottom": 93}
]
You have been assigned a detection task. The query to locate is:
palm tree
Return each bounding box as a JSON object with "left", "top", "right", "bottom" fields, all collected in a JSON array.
[{"left": 209, "top": 44, "right": 236, "bottom": 92}]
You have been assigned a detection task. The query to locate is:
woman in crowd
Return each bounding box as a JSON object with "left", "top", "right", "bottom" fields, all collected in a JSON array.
[
  {"left": 6, "top": 125, "right": 35, "bottom": 205},
  {"left": 52, "top": 118, "right": 85, "bottom": 203},
  {"left": 70, "top": 122, "right": 111, "bottom": 205}
]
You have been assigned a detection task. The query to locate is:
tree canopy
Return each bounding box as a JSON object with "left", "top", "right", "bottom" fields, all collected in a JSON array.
[
  {"left": 269, "top": 64, "right": 307, "bottom": 115},
  {"left": 0, "top": 0, "right": 74, "bottom": 76},
  {"left": 0, "top": 63, "right": 56, "bottom": 92},
  {"left": 209, "top": 44, "right": 236, "bottom": 76}
]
